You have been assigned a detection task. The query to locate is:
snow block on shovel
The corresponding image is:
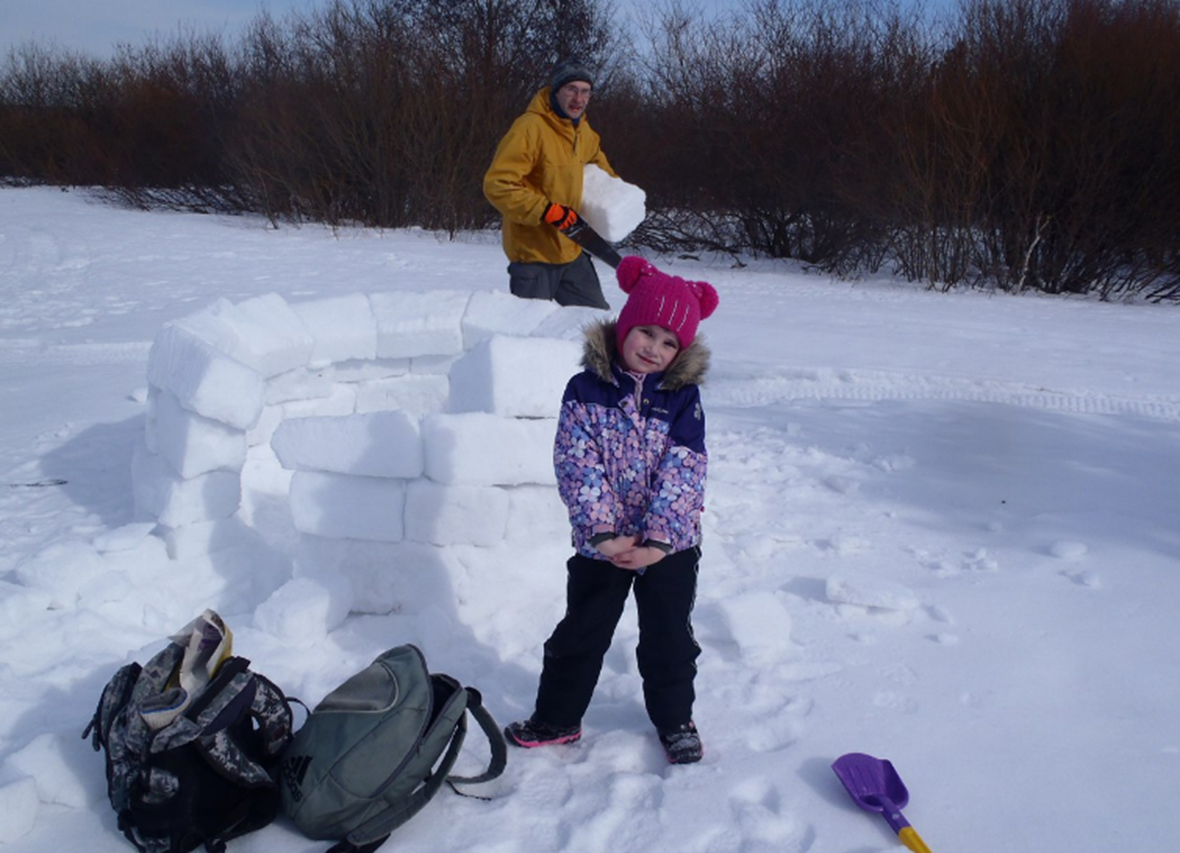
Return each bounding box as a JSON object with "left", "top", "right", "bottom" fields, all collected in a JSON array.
[{"left": 581, "top": 164, "right": 646, "bottom": 242}]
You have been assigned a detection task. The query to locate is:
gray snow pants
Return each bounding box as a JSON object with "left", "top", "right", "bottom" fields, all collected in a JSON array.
[{"left": 507, "top": 252, "right": 610, "bottom": 309}]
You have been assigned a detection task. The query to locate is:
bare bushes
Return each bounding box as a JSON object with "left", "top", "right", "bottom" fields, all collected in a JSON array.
[
  {"left": 228, "top": 0, "right": 616, "bottom": 230},
  {"left": 618, "top": 1, "right": 932, "bottom": 271},
  {"left": 620, "top": 0, "right": 1180, "bottom": 299},
  {"left": 880, "top": 0, "right": 1180, "bottom": 298},
  {"left": 3, "top": 0, "right": 1180, "bottom": 299},
  {"left": 1, "top": 0, "right": 616, "bottom": 229}
]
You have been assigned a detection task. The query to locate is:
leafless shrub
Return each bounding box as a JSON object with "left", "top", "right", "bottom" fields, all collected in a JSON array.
[{"left": 3, "top": 0, "right": 1179, "bottom": 299}]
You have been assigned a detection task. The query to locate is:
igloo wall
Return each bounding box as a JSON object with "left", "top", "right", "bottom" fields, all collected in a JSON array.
[{"left": 133, "top": 288, "right": 607, "bottom": 611}]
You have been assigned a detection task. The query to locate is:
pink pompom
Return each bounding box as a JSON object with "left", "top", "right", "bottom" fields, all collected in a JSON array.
[
  {"left": 615, "top": 255, "right": 651, "bottom": 295},
  {"left": 692, "top": 280, "right": 720, "bottom": 319}
]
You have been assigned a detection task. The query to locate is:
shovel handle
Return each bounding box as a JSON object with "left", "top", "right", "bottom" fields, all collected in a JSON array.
[
  {"left": 899, "top": 826, "right": 933, "bottom": 853},
  {"left": 877, "top": 798, "right": 932, "bottom": 853},
  {"left": 877, "top": 796, "right": 910, "bottom": 835}
]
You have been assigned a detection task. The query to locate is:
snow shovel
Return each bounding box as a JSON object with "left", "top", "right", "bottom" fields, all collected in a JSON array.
[
  {"left": 832, "top": 753, "right": 933, "bottom": 853},
  {"left": 561, "top": 218, "right": 623, "bottom": 268}
]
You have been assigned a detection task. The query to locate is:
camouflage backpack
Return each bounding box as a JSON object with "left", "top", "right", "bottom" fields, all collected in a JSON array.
[{"left": 83, "top": 611, "right": 295, "bottom": 853}]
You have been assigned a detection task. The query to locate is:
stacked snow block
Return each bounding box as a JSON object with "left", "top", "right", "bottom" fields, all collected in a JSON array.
[{"left": 135, "top": 289, "right": 600, "bottom": 600}]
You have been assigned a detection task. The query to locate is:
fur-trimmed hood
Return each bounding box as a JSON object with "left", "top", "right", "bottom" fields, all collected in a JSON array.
[{"left": 581, "top": 318, "right": 710, "bottom": 390}]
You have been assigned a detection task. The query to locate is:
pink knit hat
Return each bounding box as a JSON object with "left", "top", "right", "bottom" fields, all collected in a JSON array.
[{"left": 615, "top": 256, "right": 720, "bottom": 351}]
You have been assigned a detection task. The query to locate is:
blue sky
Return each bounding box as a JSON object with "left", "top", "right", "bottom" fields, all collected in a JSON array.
[{"left": 2, "top": 0, "right": 958, "bottom": 61}]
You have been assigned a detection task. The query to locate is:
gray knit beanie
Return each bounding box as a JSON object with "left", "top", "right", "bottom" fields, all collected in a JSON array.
[{"left": 549, "top": 58, "right": 594, "bottom": 92}]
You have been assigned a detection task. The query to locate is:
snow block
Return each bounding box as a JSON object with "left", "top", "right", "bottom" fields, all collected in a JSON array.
[
  {"left": 295, "top": 536, "right": 453, "bottom": 615},
  {"left": 281, "top": 384, "right": 358, "bottom": 421},
  {"left": 253, "top": 576, "right": 352, "bottom": 645},
  {"left": 272, "top": 411, "right": 423, "bottom": 478},
  {"left": 505, "top": 485, "right": 569, "bottom": 542},
  {"left": 232, "top": 293, "right": 316, "bottom": 375},
  {"left": 581, "top": 163, "right": 646, "bottom": 242},
  {"left": 421, "top": 412, "right": 557, "bottom": 486},
  {"left": 291, "top": 293, "right": 379, "bottom": 368},
  {"left": 370, "top": 290, "right": 470, "bottom": 359},
  {"left": 448, "top": 335, "right": 581, "bottom": 417},
  {"left": 265, "top": 364, "right": 336, "bottom": 405},
  {"left": 169, "top": 294, "right": 311, "bottom": 378},
  {"left": 404, "top": 480, "right": 509, "bottom": 547},
  {"left": 715, "top": 591, "right": 794, "bottom": 665},
  {"left": 333, "top": 357, "right": 410, "bottom": 383},
  {"left": 246, "top": 404, "right": 285, "bottom": 448},
  {"left": 132, "top": 442, "right": 241, "bottom": 528},
  {"left": 354, "top": 373, "right": 450, "bottom": 417},
  {"left": 147, "top": 323, "right": 265, "bottom": 430},
  {"left": 162, "top": 517, "right": 260, "bottom": 560},
  {"left": 92, "top": 522, "right": 157, "bottom": 554},
  {"left": 154, "top": 389, "right": 247, "bottom": 479},
  {"left": 410, "top": 353, "right": 461, "bottom": 375},
  {"left": 288, "top": 470, "right": 405, "bottom": 542},
  {"left": 462, "top": 290, "right": 557, "bottom": 348},
  {"left": 144, "top": 385, "right": 160, "bottom": 454},
  {"left": 530, "top": 305, "right": 612, "bottom": 339}
]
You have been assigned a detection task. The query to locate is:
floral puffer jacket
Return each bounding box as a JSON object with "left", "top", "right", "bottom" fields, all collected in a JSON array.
[{"left": 554, "top": 319, "right": 710, "bottom": 559}]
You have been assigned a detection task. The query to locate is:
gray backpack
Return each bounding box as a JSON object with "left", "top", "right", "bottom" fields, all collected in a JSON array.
[{"left": 279, "top": 645, "right": 507, "bottom": 853}]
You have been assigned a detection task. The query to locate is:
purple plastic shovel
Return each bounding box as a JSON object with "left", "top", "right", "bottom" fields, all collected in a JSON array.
[{"left": 832, "top": 753, "right": 933, "bottom": 853}]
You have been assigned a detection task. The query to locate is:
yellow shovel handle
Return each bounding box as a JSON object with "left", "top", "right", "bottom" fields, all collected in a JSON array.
[{"left": 899, "top": 826, "right": 933, "bottom": 853}]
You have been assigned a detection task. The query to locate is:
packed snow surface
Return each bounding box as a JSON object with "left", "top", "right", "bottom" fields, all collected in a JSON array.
[{"left": 2, "top": 187, "right": 1179, "bottom": 852}]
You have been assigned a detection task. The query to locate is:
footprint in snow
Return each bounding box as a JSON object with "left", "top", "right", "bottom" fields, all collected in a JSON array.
[
  {"left": 1061, "top": 568, "right": 1101, "bottom": 588},
  {"left": 1048, "top": 540, "right": 1088, "bottom": 559},
  {"left": 724, "top": 777, "right": 809, "bottom": 849}
]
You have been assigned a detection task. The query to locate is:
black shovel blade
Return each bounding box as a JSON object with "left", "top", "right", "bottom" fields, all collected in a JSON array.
[
  {"left": 832, "top": 752, "right": 910, "bottom": 813},
  {"left": 562, "top": 219, "right": 623, "bottom": 269}
]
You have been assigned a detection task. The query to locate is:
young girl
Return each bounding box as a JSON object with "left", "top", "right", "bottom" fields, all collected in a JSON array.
[{"left": 505, "top": 255, "right": 719, "bottom": 764}]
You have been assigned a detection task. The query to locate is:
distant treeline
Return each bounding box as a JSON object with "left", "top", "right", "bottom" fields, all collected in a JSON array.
[{"left": 3, "top": 0, "right": 1179, "bottom": 301}]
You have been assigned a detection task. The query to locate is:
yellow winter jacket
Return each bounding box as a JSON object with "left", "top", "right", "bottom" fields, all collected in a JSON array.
[{"left": 483, "top": 87, "right": 617, "bottom": 265}]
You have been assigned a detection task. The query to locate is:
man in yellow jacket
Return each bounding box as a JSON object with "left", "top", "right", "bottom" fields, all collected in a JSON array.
[{"left": 483, "top": 59, "right": 617, "bottom": 309}]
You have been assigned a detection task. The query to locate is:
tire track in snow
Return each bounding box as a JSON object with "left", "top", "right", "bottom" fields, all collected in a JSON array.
[{"left": 708, "top": 367, "right": 1180, "bottom": 421}]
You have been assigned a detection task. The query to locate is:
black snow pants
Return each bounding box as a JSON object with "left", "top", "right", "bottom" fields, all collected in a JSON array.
[{"left": 533, "top": 546, "right": 701, "bottom": 731}]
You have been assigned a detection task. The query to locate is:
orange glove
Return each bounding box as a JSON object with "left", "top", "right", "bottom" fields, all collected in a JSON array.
[{"left": 543, "top": 202, "right": 579, "bottom": 232}]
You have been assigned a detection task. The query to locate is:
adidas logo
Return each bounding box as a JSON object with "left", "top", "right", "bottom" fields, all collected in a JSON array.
[{"left": 281, "top": 755, "right": 312, "bottom": 801}]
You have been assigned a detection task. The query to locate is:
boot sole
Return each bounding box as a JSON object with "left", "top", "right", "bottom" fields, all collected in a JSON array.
[{"left": 505, "top": 728, "right": 582, "bottom": 748}]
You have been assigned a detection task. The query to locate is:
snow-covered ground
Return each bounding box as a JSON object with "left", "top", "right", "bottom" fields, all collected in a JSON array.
[{"left": 2, "top": 185, "right": 1179, "bottom": 852}]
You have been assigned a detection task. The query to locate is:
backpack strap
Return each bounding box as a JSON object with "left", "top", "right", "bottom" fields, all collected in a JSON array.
[
  {"left": 326, "top": 837, "right": 390, "bottom": 853},
  {"left": 320, "top": 683, "right": 506, "bottom": 853},
  {"left": 338, "top": 711, "right": 469, "bottom": 851},
  {"left": 188, "top": 659, "right": 293, "bottom": 788},
  {"left": 188, "top": 661, "right": 295, "bottom": 853},
  {"left": 446, "top": 688, "right": 508, "bottom": 790}
]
